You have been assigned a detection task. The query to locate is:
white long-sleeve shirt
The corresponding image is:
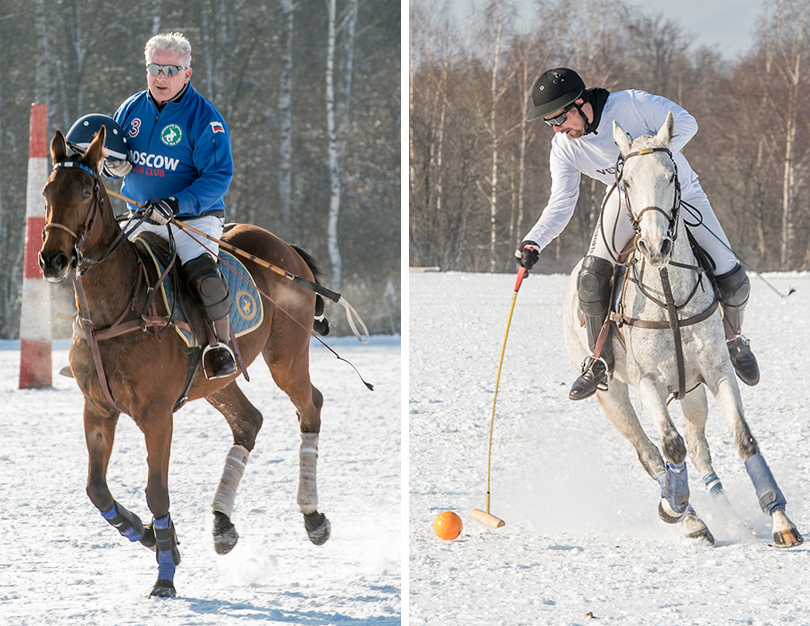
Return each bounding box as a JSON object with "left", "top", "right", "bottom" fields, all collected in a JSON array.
[{"left": 523, "top": 89, "right": 702, "bottom": 250}]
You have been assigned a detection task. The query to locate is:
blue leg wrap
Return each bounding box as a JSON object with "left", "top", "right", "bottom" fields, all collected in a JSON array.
[
  {"left": 100, "top": 502, "right": 146, "bottom": 542},
  {"left": 153, "top": 514, "right": 181, "bottom": 581},
  {"left": 657, "top": 462, "right": 689, "bottom": 514},
  {"left": 702, "top": 471, "right": 724, "bottom": 496},
  {"left": 744, "top": 453, "right": 786, "bottom": 514}
]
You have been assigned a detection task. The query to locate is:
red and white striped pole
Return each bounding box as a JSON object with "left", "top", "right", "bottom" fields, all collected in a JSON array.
[{"left": 19, "top": 103, "right": 52, "bottom": 389}]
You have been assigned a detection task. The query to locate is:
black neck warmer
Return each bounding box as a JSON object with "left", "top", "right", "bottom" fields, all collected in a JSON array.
[{"left": 579, "top": 87, "right": 610, "bottom": 135}]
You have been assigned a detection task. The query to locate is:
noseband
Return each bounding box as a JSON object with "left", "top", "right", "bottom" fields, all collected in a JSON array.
[{"left": 616, "top": 147, "right": 682, "bottom": 244}]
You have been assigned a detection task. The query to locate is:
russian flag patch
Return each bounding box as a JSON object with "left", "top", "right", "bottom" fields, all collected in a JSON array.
[{"left": 210, "top": 121, "right": 225, "bottom": 133}]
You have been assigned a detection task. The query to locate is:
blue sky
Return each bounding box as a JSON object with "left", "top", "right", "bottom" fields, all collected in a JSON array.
[
  {"left": 448, "top": 0, "right": 766, "bottom": 60},
  {"left": 631, "top": 0, "right": 765, "bottom": 58}
]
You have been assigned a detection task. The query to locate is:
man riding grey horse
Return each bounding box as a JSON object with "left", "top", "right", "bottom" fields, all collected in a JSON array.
[{"left": 515, "top": 68, "right": 758, "bottom": 400}]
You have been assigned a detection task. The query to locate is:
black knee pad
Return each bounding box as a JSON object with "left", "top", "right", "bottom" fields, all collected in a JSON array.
[
  {"left": 181, "top": 254, "right": 231, "bottom": 321},
  {"left": 714, "top": 264, "right": 750, "bottom": 308},
  {"left": 577, "top": 256, "right": 614, "bottom": 316}
]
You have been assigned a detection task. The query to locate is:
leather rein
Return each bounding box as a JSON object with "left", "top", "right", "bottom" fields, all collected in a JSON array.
[
  {"left": 602, "top": 147, "right": 719, "bottom": 401},
  {"left": 47, "top": 161, "right": 176, "bottom": 414}
]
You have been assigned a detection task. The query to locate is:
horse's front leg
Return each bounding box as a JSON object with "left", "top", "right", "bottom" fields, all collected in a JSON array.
[
  {"left": 708, "top": 376, "right": 803, "bottom": 548},
  {"left": 85, "top": 403, "right": 157, "bottom": 551},
  {"left": 635, "top": 376, "right": 691, "bottom": 521},
  {"left": 139, "top": 408, "right": 181, "bottom": 597}
]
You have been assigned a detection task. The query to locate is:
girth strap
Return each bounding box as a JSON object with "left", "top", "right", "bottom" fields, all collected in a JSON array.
[{"left": 610, "top": 298, "right": 718, "bottom": 330}]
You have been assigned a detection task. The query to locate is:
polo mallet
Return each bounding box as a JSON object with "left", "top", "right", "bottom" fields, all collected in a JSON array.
[{"left": 472, "top": 266, "right": 527, "bottom": 529}]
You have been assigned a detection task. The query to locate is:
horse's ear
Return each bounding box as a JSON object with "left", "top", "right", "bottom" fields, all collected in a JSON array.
[
  {"left": 83, "top": 125, "right": 106, "bottom": 173},
  {"left": 613, "top": 120, "right": 631, "bottom": 155},
  {"left": 655, "top": 111, "right": 675, "bottom": 148},
  {"left": 51, "top": 130, "right": 67, "bottom": 165}
]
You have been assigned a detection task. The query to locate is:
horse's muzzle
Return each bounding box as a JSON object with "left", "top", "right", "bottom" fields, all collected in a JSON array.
[
  {"left": 637, "top": 236, "right": 673, "bottom": 267},
  {"left": 38, "top": 249, "right": 73, "bottom": 283}
]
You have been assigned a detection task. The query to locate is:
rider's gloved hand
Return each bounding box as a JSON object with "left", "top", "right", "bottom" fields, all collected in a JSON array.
[
  {"left": 144, "top": 197, "right": 179, "bottom": 225},
  {"left": 514, "top": 241, "right": 540, "bottom": 271},
  {"left": 102, "top": 158, "right": 132, "bottom": 179}
]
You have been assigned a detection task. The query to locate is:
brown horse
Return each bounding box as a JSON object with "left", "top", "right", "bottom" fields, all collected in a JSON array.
[{"left": 39, "top": 127, "right": 330, "bottom": 598}]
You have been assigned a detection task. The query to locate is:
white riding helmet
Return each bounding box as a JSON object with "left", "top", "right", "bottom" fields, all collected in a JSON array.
[{"left": 66, "top": 114, "right": 129, "bottom": 161}]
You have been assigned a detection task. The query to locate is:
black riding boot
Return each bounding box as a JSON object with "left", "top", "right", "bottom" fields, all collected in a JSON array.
[
  {"left": 570, "top": 256, "right": 615, "bottom": 401},
  {"left": 715, "top": 264, "right": 759, "bottom": 386},
  {"left": 182, "top": 254, "right": 238, "bottom": 380}
]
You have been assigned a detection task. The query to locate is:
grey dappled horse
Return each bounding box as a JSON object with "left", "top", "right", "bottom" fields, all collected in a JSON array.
[{"left": 563, "top": 112, "right": 803, "bottom": 548}]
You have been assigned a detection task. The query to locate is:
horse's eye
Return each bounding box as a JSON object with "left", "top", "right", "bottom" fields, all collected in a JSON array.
[{"left": 82, "top": 191, "right": 91, "bottom": 200}]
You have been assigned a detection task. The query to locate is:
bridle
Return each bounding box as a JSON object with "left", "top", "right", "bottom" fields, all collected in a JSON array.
[
  {"left": 44, "top": 160, "right": 134, "bottom": 275},
  {"left": 617, "top": 146, "right": 682, "bottom": 246},
  {"left": 607, "top": 146, "right": 719, "bottom": 402}
]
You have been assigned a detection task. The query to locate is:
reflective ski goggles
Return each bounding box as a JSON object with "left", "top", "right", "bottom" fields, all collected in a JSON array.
[
  {"left": 543, "top": 103, "right": 575, "bottom": 127},
  {"left": 146, "top": 63, "right": 186, "bottom": 77}
]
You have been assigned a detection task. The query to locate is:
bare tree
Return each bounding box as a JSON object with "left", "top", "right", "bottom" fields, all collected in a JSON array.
[{"left": 278, "top": 0, "right": 295, "bottom": 239}]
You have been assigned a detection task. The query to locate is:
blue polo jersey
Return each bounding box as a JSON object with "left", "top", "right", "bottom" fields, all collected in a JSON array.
[{"left": 113, "top": 83, "right": 233, "bottom": 219}]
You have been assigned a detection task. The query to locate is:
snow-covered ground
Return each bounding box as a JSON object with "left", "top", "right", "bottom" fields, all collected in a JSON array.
[
  {"left": 409, "top": 270, "right": 810, "bottom": 626},
  {"left": 0, "top": 335, "right": 400, "bottom": 625}
]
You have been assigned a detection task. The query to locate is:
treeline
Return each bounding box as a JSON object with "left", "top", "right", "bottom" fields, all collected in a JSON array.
[
  {"left": 410, "top": 0, "right": 810, "bottom": 275},
  {"left": 0, "top": 0, "right": 400, "bottom": 338}
]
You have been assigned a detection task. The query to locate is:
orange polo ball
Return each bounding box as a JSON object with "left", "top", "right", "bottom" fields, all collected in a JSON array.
[{"left": 433, "top": 511, "right": 463, "bottom": 540}]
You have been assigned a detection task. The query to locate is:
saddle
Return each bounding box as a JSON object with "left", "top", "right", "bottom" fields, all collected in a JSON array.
[
  {"left": 132, "top": 232, "right": 264, "bottom": 348},
  {"left": 131, "top": 232, "right": 264, "bottom": 409}
]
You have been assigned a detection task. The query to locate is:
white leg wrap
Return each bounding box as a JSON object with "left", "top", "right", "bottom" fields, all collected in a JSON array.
[
  {"left": 212, "top": 444, "right": 250, "bottom": 518},
  {"left": 297, "top": 433, "right": 319, "bottom": 514}
]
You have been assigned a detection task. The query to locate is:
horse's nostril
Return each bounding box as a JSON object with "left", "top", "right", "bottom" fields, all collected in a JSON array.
[
  {"left": 662, "top": 238, "right": 673, "bottom": 257},
  {"left": 43, "top": 251, "right": 69, "bottom": 273},
  {"left": 53, "top": 252, "right": 69, "bottom": 272},
  {"left": 638, "top": 240, "right": 649, "bottom": 256}
]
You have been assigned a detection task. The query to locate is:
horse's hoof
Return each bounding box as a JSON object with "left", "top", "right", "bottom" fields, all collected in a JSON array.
[
  {"left": 304, "top": 511, "right": 331, "bottom": 545},
  {"left": 213, "top": 511, "right": 239, "bottom": 555},
  {"left": 658, "top": 498, "right": 686, "bottom": 524},
  {"left": 683, "top": 520, "right": 714, "bottom": 546},
  {"left": 149, "top": 580, "right": 176, "bottom": 598},
  {"left": 773, "top": 528, "right": 804, "bottom": 549}
]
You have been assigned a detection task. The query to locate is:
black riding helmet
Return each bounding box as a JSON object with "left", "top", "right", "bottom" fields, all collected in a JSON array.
[
  {"left": 65, "top": 113, "right": 129, "bottom": 161},
  {"left": 528, "top": 68, "right": 586, "bottom": 122}
]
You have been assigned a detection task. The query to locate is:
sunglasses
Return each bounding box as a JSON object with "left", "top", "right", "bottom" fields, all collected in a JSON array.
[
  {"left": 543, "top": 103, "right": 575, "bottom": 127},
  {"left": 146, "top": 63, "right": 186, "bottom": 77}
]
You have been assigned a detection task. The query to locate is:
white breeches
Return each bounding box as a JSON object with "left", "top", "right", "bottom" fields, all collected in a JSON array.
[
  {"left": 128, "top": 214, "right": 223, "bottom": 264},
  {"left": 587, "top": 189, "right": 737, "bottom": 275}
]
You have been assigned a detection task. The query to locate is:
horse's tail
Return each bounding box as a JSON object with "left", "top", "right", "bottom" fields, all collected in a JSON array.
[{"left": 290, "top": 244, "right": 330, "bottom": 336}]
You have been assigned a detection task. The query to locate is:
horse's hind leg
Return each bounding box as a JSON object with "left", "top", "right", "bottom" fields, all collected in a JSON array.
[
  {"left": 709, "top": 377, "right": 803, "bottom": 548},
  {"left": 84, "top": 404, "right": 157, "bottom": 552},
  {"left": 263, "top": 344, "right": 330, "bottom": 546},
  {"left": 206, "top": 382, "right": 264, "bottom": 555}
]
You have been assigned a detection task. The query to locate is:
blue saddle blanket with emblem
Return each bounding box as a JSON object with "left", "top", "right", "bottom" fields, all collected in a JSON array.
[{"left": 137, "top": 238, "right": 263, "bottom": 347}]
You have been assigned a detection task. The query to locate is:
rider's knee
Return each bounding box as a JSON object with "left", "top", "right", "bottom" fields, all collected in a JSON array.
[
  {"left": 577, "top": 255, "right": 614, "bottom": 314},
  {"left": 181, "top": 253, "right": 231, "bottom": 321}
]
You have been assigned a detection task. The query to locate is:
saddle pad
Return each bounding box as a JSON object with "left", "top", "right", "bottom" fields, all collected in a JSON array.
[{"left": 139, "top": 242, "right": 264, "bottom": 348}]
